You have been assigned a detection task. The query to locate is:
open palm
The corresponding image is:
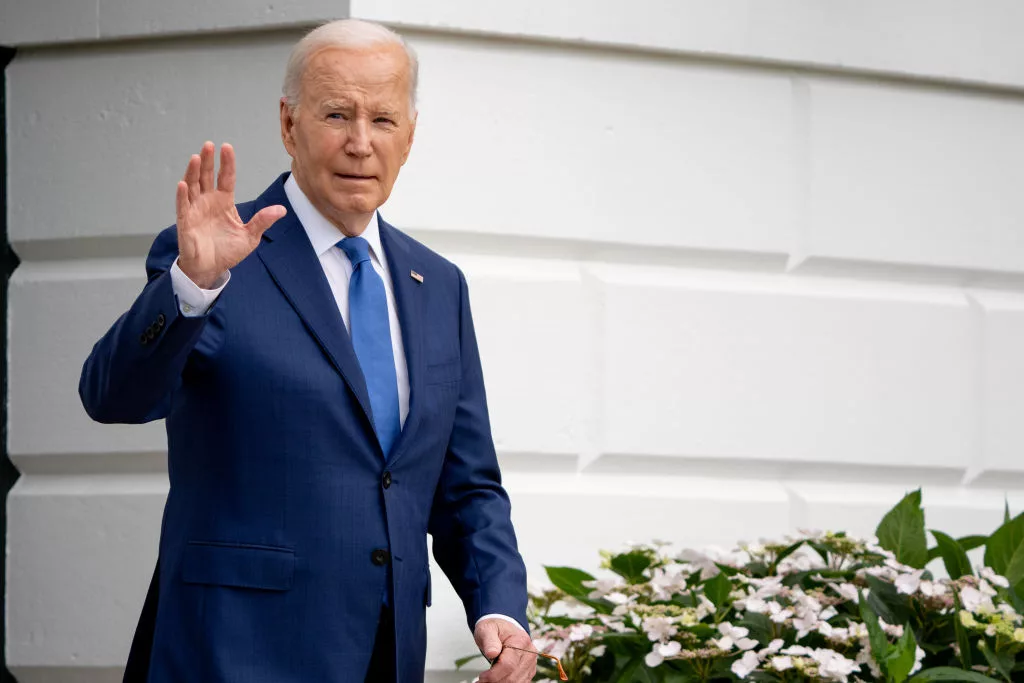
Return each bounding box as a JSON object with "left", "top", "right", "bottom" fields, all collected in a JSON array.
[{"left": 176, "top": 141, "right": 286, "bottom": 289}]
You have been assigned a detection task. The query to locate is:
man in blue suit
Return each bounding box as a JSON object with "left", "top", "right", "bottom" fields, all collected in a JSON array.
[{"left": 79, "top": 19, "right": 534, "bottom": 683}]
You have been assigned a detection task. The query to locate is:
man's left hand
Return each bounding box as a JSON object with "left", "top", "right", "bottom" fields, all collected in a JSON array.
[{"left": 473, "top": 618, "right": 536, "bottom": 682}]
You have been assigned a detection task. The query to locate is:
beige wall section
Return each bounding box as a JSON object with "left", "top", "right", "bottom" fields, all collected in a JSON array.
[{"left": 6, "top": 2, "right": 1024, "bottom": 680}]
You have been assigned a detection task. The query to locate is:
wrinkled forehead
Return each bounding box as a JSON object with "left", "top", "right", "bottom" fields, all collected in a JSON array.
[{"left": 301, "top": 45, "right": 411, "bottom": 107}]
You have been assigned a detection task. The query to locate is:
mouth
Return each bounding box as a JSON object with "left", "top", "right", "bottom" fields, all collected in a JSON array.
[{"left": 335, "top": 173, "right": 375, "bottom": 182}]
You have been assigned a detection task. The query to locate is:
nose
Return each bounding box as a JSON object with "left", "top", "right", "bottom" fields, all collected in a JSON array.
[{"left": 344, "top": 118, "right": 373, "bottom": 158}]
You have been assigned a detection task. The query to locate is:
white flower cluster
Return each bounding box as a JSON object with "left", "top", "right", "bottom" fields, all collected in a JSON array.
[{"left": 523, "top": 534, "right": 1021, "bottom": 683}]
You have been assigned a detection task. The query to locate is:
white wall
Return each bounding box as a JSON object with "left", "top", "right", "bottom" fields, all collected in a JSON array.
[{"left": 5, "top": 2, "right": 1024, "bottom": 680}]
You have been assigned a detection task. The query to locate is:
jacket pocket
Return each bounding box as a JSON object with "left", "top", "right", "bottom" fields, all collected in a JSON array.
[
  {"left": 182, "top": 541, "right": 295, "bottom": 591},
  {"left": 425, "top": 360, "right": 461, "bottom": 386}
]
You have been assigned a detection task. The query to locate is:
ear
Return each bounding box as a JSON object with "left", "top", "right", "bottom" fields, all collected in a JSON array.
[
  {"left": 400, "top": 111, "right": 417, "bottom": 166},
  {"left": 280, "top": 98, "right": 297, "bottom": 157}
]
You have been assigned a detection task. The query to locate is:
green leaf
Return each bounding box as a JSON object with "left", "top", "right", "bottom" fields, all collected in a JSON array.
[
  {"left": 977, "top": 639, "right": 1013, "bottom": 683},
  {"left": 612, "top": 656, "right": 644, "bottom": 683},
  {"left": 773, "top": 539, "right": 805, "bottom": 565},
  {"left": 544, "top": 565, "right": 613, "bottom": 614},
  {"left": 703, "top": 572, "right": 732, "bottom": 609},
  {"left": 859, "top": 589, "right": 891, "bottom": 676},
  {"left": 930, "top": 529, "right": 973, "bottom": 579},
  {"left": 610, "top": 551, "right": 652, "bottom": 584},
  {"left": 713, "top": 562, "right": 741, "bottom": 577},
  {"left": 1006, "top": 499, "right": 1012, "bottom": 524},
  {"left": 885, "top": 626, "right": 918, "bottom": 683},
  {"left": 877, "top": 489, "right": 929, "bottom": 569},
  {"left": 959, "top": 535, "right": 989, "bottom": 552},
  {"left": 545, "top": 565, "right": 596, "bottom": 595},
  {"left": 983, "top": 511, "right": 1024, "bottom": 595},
  {"left": 454, "top": 653, "right": 484, "bottom": 669},
  {"left": 739, "top": 612, "right": 774, "bottom": 646},
  {"left": 865, "top": 574, "right": 912, "bottom": 626},
  {"left": 908, "top": 668, "right": 1003, "bottom": 682}
]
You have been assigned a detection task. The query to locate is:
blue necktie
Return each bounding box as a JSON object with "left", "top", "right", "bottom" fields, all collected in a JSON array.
[{"left": 338, "top": 237, "right": 401, "bottom": 459}]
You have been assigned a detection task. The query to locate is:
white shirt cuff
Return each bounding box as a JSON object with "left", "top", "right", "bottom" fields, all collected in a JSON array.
[
  {"left": 475, "top": 614, "right": 526, "bottom": 632},
  {"left": 169, "top": 258, "right": 230, "bottom": 317}
]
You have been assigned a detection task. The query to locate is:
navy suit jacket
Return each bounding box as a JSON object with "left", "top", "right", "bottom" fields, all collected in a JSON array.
[{"left": 79, "top": 174, "right": 528, "bottom": 682}]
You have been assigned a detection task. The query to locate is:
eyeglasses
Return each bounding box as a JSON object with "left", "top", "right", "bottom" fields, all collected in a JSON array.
[{"left": 493, "top": 645, "right": 568, "bottom": 681}]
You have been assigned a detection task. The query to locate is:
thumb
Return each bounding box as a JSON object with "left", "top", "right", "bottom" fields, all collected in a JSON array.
[
  {"left": 246, "top": 204, "right": 287, "bottom": 236},
  {"left": 476, "top": 623, "right": 504, "bottom": 660}
]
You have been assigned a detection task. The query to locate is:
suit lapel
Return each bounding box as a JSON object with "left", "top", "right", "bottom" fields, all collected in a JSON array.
[
  {"left": 379, "top": 218, "right": 424, "bottom": 467},
  {"left": 253, "top": 178, "right": 376, "bottom": 434}
]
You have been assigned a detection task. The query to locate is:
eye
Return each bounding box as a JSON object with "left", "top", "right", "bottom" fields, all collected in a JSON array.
[
  {"left": 374, "top": 117, "right": 396, "bottom": 126},
  {"left": 327, "top": 112, "right": 348, "bottom": 121}
]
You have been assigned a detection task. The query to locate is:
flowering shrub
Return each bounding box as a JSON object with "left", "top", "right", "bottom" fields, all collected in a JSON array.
[{"left": 460, "top": 490, "right": 1024, "bottom": 682}]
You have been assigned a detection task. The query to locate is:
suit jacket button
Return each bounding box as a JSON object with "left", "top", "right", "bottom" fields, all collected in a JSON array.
[
  {"left": 146, "top": 327, "right": 157, "bottom": 341},
  {"left": 139, "top": 333, "right": 149, "bottom": 345},
  {"left": 371, "top": 549, "right": 390, "bottom": 566},
  {"left": 382, "top": 471, "right": 392, "bottom": 489},
  {"left": 157, "top": 313, "right": 166, "bottom": 326}
]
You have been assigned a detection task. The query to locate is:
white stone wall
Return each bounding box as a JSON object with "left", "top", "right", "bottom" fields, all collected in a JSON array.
[{"left": 5, "top": 2, "right": 1024, "bottom": 680}]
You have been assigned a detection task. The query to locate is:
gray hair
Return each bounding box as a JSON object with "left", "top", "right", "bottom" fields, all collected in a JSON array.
[{"left": 282, "top": 19, "right": 419, "bottom": 113}]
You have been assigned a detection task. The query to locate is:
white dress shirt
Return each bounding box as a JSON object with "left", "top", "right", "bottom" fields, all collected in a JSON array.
[{"left": 168, "top": 176, "right": 523, "bottom": 633}]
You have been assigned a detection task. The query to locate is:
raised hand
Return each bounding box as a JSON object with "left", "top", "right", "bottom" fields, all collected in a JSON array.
[{"left": 176, "top": 141, "right": 286, "bottom": 289}]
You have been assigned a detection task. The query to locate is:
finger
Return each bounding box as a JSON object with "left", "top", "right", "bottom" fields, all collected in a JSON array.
[
  {"left": 175, "top": 181, "right": 189, "bottom": 227},
  {"left": 217, "top": 143, "right": 236, "bottom": 193},
  {"left": 245, "top": 205, "right": 287, "bottom": 238},
  {"left": 199, "top": 141, "right": 215, "bottom": 193},
  {"left": 474, "top": 622, "right": 504, "bottom": 661},
  {"left": 477, "top": 650, "right": 525, "bottom": 682},
  {"left": 184, "top": 154, "right": 201, "bottom": 202}
]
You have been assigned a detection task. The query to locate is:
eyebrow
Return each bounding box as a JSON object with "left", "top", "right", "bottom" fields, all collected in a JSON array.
[
  {"left": 319, "top": 99, "right": 352, "bottom": 110},
  {"left": 317, "top": 100, "right": 400, "bottom": 118}
]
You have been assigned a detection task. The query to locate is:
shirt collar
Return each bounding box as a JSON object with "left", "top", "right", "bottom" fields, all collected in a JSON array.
[{"left": 284, "top": 173, "right": 385, "bottom": 265}]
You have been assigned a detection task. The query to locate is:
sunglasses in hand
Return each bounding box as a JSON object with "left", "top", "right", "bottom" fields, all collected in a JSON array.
[{"left": 489, "top": 645, "right": 568, "bottom": 681}]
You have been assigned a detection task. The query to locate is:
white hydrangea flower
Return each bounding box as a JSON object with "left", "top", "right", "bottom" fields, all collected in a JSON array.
[
  {"left": 563, "top": 602, "right": 595, "bottom": 619},
  {"left": 568, "top": 624, "right": 593, "bottom": 642},
  {"left": 642, "top": 616, "right": 677, "bottom": 642},
  {"left": 605, "top": 592, "right": 630, "bottom": 605},
  {"left": 981, "top": 567, "right": 1011, "bottom": 589},
  {"left": 878, "top": 618, "right": 904, "bottom": 639},
  {"left": 747, "top": 575, "right": 786, "bottom": 598},
  {"left": 895, "top": 569, "right": 924, "bottom": 595},
  {"left": 834, "top": 583, "right": 860, "bottom": 602},
  {"left": 770, "top": 655, "right": 794, "bottom": 671},
  {"left": 766, "top": 601, "right": 794, "bottom": 623},
  {"left": 731, "top": 650, "right": 760, "bottom": 679},
  {"left": 960, "top": 585, "right": 995, "bottom": 614},
  {"left": 649, "top": 567, "right": 690, "bottom": 601},
  {"left": 714, "top": 622, "right": 758, "bottom": 651},
  {"left": 583, "top": 576, "right": 624, "bottom": 599},
  {"left": 811, "top": 648, "right": 860, "bottom": 682},
  {"left": 742, "top": 596, "right": 768, "bottom": 614},
  {"left": 644, "top": 640, "right": 680, "bottom": 668}
]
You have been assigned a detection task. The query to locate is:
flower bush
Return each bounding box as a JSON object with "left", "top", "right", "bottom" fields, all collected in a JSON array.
[{"left": 460, "top": 490, "right": 1024, "bottom": 682}]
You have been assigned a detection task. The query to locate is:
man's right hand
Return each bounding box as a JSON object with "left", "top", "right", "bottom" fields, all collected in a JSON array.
[{"left": 176, "top": 141, "right": 287, "bottom": 289}]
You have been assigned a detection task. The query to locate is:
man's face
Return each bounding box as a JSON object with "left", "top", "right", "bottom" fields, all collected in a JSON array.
[{"left": 281, "top": 44, "right": 416, "bottom": 234}]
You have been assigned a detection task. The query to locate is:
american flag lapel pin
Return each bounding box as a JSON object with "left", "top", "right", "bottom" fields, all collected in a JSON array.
[{"left": 410, "top": 270, "right": 424, "bottom": 283}]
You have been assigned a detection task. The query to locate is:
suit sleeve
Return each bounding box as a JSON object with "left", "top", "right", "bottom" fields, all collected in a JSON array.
[
  {"left": 79, "top": 226, "right": 210, "bottom": 424},
  {"left": 428, "top": 267, "right": 530, "bottom": 633}
]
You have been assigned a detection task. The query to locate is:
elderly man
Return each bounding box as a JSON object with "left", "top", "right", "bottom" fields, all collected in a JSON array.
[{"left": 80, "top": 19, "right": 534, "bottom": 683}]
